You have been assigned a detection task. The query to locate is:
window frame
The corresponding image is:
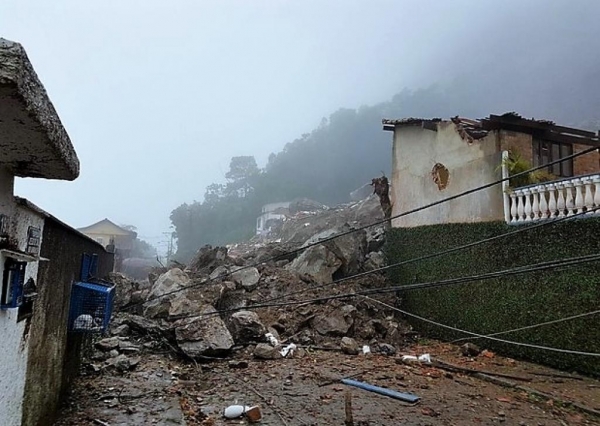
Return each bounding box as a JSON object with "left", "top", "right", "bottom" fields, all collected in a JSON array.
[{"left": 532, "top": 139, "right": 574, "bottom": 178}]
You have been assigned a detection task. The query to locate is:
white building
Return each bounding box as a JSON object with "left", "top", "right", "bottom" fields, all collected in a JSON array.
[
  {"left": 383, "top": 114, "right": 600, "bottom": 228},
  {"left": 0, "top": 38, "right": 80, "bottom": 426},
  {"left": 256, "top": 201, "right": 290, "bottom": 236}
]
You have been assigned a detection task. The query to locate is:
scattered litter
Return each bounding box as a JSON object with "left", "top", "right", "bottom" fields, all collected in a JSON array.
[
  {"left": 223, "top": 405, "right": 250, "bottom": 419},
  {"left": 245, "top": 405, "right": 262, "bottom": 423},
  {"left": 418, "top": 353, "right": 431, "bottom": 363},
  {"left": 280, "top": 343, "right": 297, "bottom": 357},
  {"left": 401, "top": 353, "right": 431, "bottom": 364},
  {"left": 265, "top": 333, "right": 279, "bottom": 347},
  {"left": 341, "top": 379, "right": 420, "bottom": 403},
  {"left": 362, "top": 345, "right": 371, "bottom": 354}
]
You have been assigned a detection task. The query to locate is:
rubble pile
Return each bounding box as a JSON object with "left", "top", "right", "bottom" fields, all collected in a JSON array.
[{"left": 100, "top": 195, "right": 412, "bottom": 368}]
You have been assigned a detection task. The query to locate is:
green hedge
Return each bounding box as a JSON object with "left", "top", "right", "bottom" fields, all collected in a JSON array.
[{"left": 384, "top": 219, "right": 600, "bottom": 376}]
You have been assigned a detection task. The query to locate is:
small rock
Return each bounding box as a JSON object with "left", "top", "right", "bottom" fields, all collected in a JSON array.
[
  {"left": 228, "top": 360, "right": 249, "bottom": 369},
  {"left": 96, "top": 337, "right": 120, "bottom": 352},
  {"left": 461, "top": 343, "right": 481, "bottom": 357},
  {"left": 253, "top": 343, "right": 281, "bottom": 360},
  {"left": 340, "top": 337, "right": 359, "bottom": 355},
  {"left": 119, "top": 340, "right": 141, "bottom": 353},
  {"left": 379, "top": 343, "right": 397, "bottom": 356},
  {"left": 109, "top": 349, "right": 120, "bottom": 358},
  {"left": 111, "top": 324, "right": 130, "bottom": 337},
  {"left": 294, "top": 347, "right": 307, "bottom": 358},
  {"left": 108, "top": 354, "right": 137, "bottom": 372},
  {"left": 90, "top": 351, "right": 109, "bottom": 361}
]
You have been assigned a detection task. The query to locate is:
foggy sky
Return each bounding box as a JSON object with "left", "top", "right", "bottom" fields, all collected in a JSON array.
[{"left": 1, "top": 0, "right": 598, "bottom": 252}]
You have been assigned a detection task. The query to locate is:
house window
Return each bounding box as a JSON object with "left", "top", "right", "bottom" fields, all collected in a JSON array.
[
  {"left": 26, "top": 226, "right": 41, "bottom": 255},
  {"left": 532, "top": 140, "right": 573, "bottom": 178},
  {"left": 1, "top": 259, "right": 26, "bottom": 309}
]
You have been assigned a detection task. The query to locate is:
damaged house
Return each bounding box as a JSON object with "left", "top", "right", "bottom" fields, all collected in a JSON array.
[
  {"left": 383, "top": 113, "right": 600, "bottom": 228},
  {"left": 0, "top": 39, "right": 113, "bottom": 426},
  {"left": 256, "top": 201, "right": 290, "bottom": 237},
  {"left": 382, "top": 112, "right": 600, "bottom": 374}
]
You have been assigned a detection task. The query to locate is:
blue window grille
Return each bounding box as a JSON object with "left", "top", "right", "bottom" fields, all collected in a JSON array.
[
  {"left": 1, "top": 260, "right": 26, "bottom": 309},
  {"left": 68, "top": 253, "right": 114, "bottom": 333}
]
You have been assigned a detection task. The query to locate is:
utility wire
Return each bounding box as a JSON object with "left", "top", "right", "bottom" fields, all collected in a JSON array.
[
  {"left": 125, "top": 146, "right": 599, "bottom": 311},
  {"left": 261, "top": 206, "right": 600, "bottom": 304},
  {"left": 363, "top": 296, "right": 600, "bottom": 357},
  {"left": 166, "top": 253, "right": 600, "bottom": 323},
  {"left": 450, "top": 309, "right": 600, "bottom": 344}
]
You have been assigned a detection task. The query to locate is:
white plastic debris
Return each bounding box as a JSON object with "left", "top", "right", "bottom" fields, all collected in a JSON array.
[
  {"left": 401, "top": 354, "right": 432, "bottom": 364},
  {"left": 73, "top": 314, "right": 94, "bottom": 330},
  {"left": 280, "top": 343, "right": 296, "bottom": 357},
  {"left": 223, "top": 405, "right": 251, "bottom": 419},
  {"left": 265, "top": 332, "right": 279, "bottom": 347},
  {"left": 362, "top": 345, "right": 371, "bottom": 354},
  {"left": 418, "top": 353, "right": 431, "bottom": 363}
]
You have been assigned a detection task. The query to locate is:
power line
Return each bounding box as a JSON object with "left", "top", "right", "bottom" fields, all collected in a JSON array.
[
  {"left": 124, "top": 147, "right": 599, "bottom": 311},
  {"left": 363, "top": 296, "right": 600, "bottom": 357},
  {"left": 165, "top": 253, "right": 600, "bottom": 324},
  {"left": 261, "top": 206, "right": 600, "bottom": 304},
  {"left": 450, "top": 309, "right": 600, "bottom": 344}
]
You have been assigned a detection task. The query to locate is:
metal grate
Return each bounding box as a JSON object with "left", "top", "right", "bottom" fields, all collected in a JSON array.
[
  {"left": 68, "top": 253, "right": 113, "bottom": 333},
  {"left": 68, "top": 281, "right": 114, "bottom": 333}
]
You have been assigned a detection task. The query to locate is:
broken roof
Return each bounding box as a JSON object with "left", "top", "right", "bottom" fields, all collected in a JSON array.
[
  {"left": 383, "top": 112, "right": 600, "bottom": 146},
  {"left": 0, "top": 38, "right": 79, "bottom": 180},
  {"left": 382, "top": 116, "right": 488, "bottom": 142}
]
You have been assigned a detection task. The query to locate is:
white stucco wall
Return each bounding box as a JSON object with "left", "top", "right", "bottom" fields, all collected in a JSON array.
[
  {"left": 0, "top": 169, "right": 45, "bottom": 426},
  {"left": 390, "top": 122, "right": 504, "bottom": 228},
  {"left": 0, "top": 306, "right": 28, "bottom": 426},
  {"left": 257, "top": 202, "right": 290, "bottom": 233},
  {"left": 261, "top": 201, "right": 291, "bottom": 213}
]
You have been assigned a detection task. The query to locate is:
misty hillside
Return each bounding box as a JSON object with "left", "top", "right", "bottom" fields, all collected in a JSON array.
[{"left": 171, "top": 78, "right": 600, "bottom": 260}]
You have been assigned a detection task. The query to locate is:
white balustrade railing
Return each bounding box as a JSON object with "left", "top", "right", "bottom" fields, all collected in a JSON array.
[{"left": 506, "top": 174, "right": 600, "bottom": 223}]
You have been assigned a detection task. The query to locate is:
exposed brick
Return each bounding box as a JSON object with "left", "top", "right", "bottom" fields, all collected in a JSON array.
[
  {"left": 499, "top": 130, "right": 533, "bottom": 164},
  {"left": 573, "top": 144, "right": 600, "bottom": 175}
]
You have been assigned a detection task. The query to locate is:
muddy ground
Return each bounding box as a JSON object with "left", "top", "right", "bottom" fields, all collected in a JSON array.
[{"left": 55, "top": 341, "right": 599, "bottom": 426}]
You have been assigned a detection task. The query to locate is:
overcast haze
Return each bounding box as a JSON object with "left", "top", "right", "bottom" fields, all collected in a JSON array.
[{"left": 1, "top": 0, "right": 598, "bottom": 251}]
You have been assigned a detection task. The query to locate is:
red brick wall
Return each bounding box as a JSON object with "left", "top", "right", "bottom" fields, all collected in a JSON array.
[
  {"left": 499, "top": 130, "right": 533, "bottom": 163},
  {"left": 499, "top": 131, "right": 599, "bottom": 177},
  {"left": 573, "top": 143, "right": 600, "bottom": 175}
]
